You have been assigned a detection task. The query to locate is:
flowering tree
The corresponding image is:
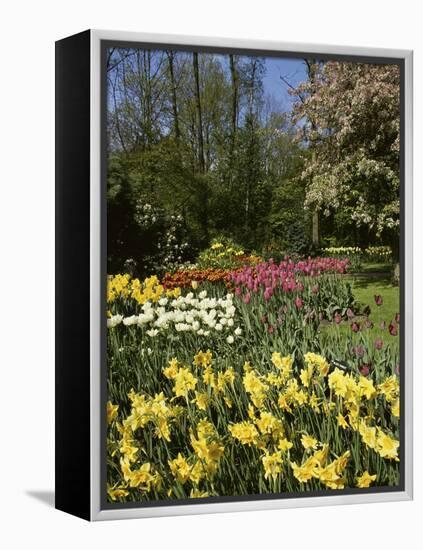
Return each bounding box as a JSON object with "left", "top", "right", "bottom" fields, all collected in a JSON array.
[{"left": 291, "top": 62, "right": 400, "bottom": 248}]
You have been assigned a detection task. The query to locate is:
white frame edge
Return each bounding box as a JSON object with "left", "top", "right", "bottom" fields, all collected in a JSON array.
[{"left": 90, "top": 29, "right": 413, "bottom": 521}]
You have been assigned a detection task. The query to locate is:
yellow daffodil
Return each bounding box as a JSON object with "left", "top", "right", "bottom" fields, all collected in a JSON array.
[
  {"left": 356, "top": 471, "right": 377, "bottom": 488},
  {"left": 262, "top": 451, "right": 283, "bottom": 480},
  {"left": 107, "top": 401, "right": 119, "bottom": 424},
  {"left": 301, "top": 434, "right": 318, "bottom": 450}
]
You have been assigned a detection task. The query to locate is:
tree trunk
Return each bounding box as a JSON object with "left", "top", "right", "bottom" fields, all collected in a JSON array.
[
  {"left": 167, "top": 50, "right": 180, "bottom": 140},
  {"left": 229, "top": 54, "right": 238, "bottom": 183},
  {"left": 192, "top": 52, "right": 208, "bottom": 243},
  {"left": 193, "top": 52, "right": 205, "bottom": 173},
  {"left": 312, "top": 211, "right": 319, "bottom": 246}
]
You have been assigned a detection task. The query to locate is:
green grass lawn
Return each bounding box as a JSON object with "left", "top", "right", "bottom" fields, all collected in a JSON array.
[
  {"left": 349, "top": 274, "right": 399, "bottom": 326},
  {"left": 321, "top": 271, "right": 399, "bottom": 348}
]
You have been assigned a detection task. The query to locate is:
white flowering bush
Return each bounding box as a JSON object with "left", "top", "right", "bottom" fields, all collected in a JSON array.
[{"left": 133, "top": 201, "right": 193, "bottom": 276}]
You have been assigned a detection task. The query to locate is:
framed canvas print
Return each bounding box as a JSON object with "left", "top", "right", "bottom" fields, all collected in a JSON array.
[{"left": 55, "top": 29, "right": 413, "bottom": 521}]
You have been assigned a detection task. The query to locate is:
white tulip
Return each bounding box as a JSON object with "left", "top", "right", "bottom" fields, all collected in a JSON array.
[
  {"left": 107, "top": 314, "right": 123, "bottom": 328},
  {"left": 226, "top": 335, "right": 234, "bottom": 344},
  {"left": 123, "top": 315, "right": 138, "bottom": 326}
]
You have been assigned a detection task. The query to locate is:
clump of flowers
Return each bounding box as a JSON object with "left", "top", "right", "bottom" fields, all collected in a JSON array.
[
  {"left": 107, "top": 289, "right": 243, "bottom": 342},
  {"left": 108, "top": 273, "right": 181, "bottom": 305},
  {"left": 107, "top": 349, "right": 400, "bottom": 502},
  {"left": 162, "top": 268, "right": 240, "bottom": 290},
  {"left": 197, "top": 237, "right": 262, "bottom": 270}
]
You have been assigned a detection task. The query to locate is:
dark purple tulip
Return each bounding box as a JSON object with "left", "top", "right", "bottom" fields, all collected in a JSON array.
[
  {"left": 359, "top": 364, "right": 371, "bottom": 377},
  {"left": 389, "top": 321, "right": 398, "bottom": 336},
  {"left": 347, "top": 308, "right": 354, "bottom": 319},
  {"left": 395, "top": 312, "right": 400, "bottom": 323},
  {"left": 334, "top": 312, "right": 342, "bottom": 325},
  {"left": 353, "top": 345, "right": 365, "bottom": 358},
  {"left": 351, "top": 322, "right": 360, "bottom": 333},
  {"left": 374, "top": 295, "right": 383, "bottom": 306},
  {"left": 380, "top": 321, "right": 386, "bottom": 330},
  {"left": 374, "top": 338, "right": 383, "bottom": 350}
]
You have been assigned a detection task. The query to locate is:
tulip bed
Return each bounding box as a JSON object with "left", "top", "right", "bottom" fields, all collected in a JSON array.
[{"left": 106, "top": 257, "right": 400, "bottom": 503}]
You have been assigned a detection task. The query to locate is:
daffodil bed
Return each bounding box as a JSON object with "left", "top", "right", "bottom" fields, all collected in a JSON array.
[{"left": 106, "top": 260, "right": 400, "bottom": 503}]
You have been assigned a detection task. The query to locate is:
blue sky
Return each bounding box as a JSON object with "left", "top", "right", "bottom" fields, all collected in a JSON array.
[{"left": 262, "top": 57, "right": 308, "bottom": 111}]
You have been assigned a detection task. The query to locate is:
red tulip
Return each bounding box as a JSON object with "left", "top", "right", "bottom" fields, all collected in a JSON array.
[
  {"left": 359, "top": 364, "right": 371, "bottom": 377},
  {"left": 395, "top": 312, "right": 400, "bottom": 323}
]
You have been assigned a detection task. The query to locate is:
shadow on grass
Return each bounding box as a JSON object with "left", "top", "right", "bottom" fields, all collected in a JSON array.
[{"left": 350, "top": 276, "right": 393, "bottom": 289}]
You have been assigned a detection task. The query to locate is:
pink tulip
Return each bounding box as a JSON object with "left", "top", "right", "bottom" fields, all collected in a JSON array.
[
  {"left": 353, "top": 345, "right": 365, "bottom": 358},
  {"left": 374, "top": 295, "right": 383, "bottom": 306},
  {"left": 364, "top": 318, "right": 374, "bottom": 330},
  {"left": 243, "top": 292, "right": 251, "bottom": 305},
  {"left": 374, "top": 338, "right": 383, "bottom": 350},
  {"left": 351, "top": 322, "right": 360, "bottom": 333},
  {"left": 389, "top": 321, "right": 398, "bottom": 336},
  {"left": 295, "top": 296, "right": 303, "bottom": 309},
  {"left": 334, "top": 312, "right": 342, "bottom": 324}
]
